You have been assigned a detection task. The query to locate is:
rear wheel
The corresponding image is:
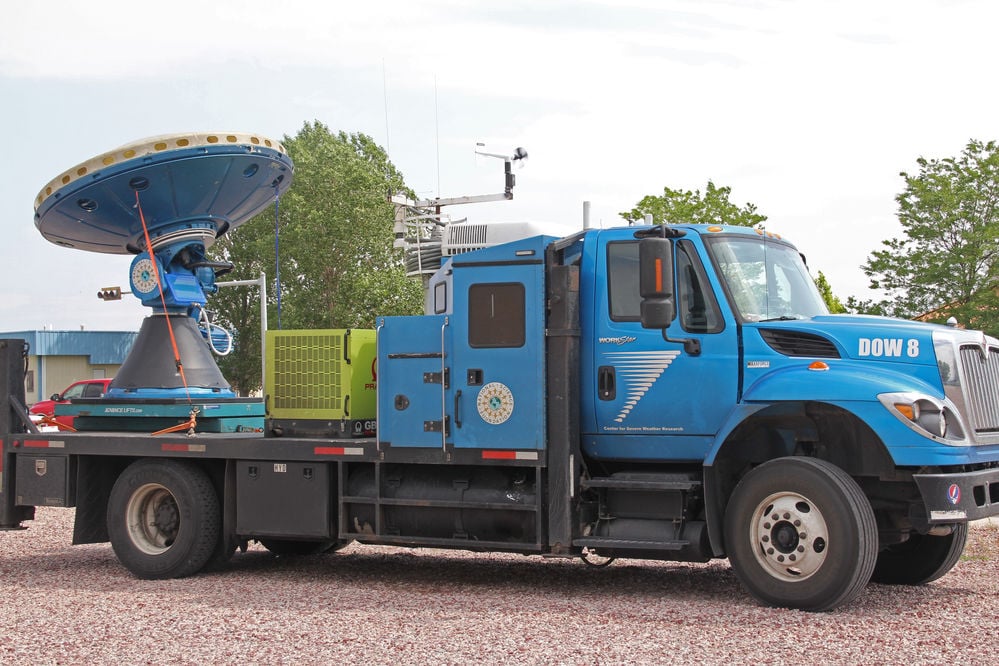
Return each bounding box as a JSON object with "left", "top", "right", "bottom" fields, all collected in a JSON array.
[
  {"left": 107, "top": 459, "right": 220, "bottom": 579},
  {"left": 724, "top": 457, "right": 878, "bottom": 611},
  {"left": 871, "top": 524, "right": 968, "bottom": 585}
]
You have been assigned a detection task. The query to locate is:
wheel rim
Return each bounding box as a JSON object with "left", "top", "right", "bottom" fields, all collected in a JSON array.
[
  {"left": 750, "top": 491, "right": 829, "bottom": 581},
  {"left": 126, "top": 482, "right": 180, "bottom": 555}
]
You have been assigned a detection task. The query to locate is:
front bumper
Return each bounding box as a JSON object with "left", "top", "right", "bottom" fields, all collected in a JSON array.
[{"left": 914, "top": 466, "right": 999, "bottom": 523}]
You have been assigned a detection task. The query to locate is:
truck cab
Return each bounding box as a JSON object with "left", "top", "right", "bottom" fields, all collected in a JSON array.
[{"left": 570, "top": 223, "right": 999, "bottom": 608}]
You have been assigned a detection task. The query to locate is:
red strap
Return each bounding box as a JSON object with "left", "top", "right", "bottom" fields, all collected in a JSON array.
[{"left": 134, "top": 191, "right": 192, "bottom": 403}]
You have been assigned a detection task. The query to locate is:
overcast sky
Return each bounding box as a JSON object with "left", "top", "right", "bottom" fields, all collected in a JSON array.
[{"left": 2, "top": 0, "right": 995, "bottom": 331}]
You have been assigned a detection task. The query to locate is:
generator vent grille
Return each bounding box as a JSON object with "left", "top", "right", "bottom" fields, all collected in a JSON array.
[{"left": 270, "top": 332, "right": 344, "bottom": 411}]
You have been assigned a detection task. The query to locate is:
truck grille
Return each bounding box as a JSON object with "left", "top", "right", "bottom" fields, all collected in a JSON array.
[{"left": 958, "top": 344, "right": 999, "bottom": 434}]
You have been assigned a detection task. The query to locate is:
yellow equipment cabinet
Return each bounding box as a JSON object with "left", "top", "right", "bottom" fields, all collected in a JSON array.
[{"left": 265, "top": 329, "right": 377, "bottom": 437}]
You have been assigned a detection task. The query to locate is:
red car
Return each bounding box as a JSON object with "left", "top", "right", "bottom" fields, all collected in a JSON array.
[{"left": 30, "top": 378, "right": 113, "bottom": 428}]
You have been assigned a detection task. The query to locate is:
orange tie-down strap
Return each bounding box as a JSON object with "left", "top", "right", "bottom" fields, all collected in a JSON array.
[
  {"left": 134, "top": 190, "right": 192, "bottom": 404},
  {"left": 151, "top": 407, "right": 201, "bottom": 437},
  {"left": 32, "top": 413, "right": 77, "bottom": 433}
]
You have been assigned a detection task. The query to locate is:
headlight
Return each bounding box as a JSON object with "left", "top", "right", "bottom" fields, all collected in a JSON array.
[
  {"left": 879, "top": 392, "right": 966, "bottom": 444},
  {"left": 913, "top": 403, "right": 946, "bottom": 438}
]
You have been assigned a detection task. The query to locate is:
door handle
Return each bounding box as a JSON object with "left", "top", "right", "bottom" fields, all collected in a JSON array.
[{"left": 598, "top": 366, "right": 616, "bottom": 400}]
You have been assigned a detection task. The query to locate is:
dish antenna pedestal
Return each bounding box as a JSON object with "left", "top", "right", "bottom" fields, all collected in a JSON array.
[{"left": 35, "top": 132, "right": 293, "bottom": 400}]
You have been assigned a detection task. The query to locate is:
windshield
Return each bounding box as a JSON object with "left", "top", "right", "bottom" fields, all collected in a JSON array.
[{"left": 705, "top": 235, "right": 828, "bottom": 322}]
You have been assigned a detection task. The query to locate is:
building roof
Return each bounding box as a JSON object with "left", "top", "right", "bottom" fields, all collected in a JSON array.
[{"left": 0, "top": 330, "right": 137, "bottom": 365}]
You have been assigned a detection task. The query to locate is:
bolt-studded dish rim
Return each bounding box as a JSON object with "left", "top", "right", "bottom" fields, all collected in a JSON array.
[{"left": 35, "top": 132, "right": 287, "bottom": 211}]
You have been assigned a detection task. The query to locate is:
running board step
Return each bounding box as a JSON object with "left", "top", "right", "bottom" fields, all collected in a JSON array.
[
  {"left": 573, "top": 537, "right": 689, "bottom": 551},
  {"left": 580, "top": 477, "right": 701, "bottom": 492}
]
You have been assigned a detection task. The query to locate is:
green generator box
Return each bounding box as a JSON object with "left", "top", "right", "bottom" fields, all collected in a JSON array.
[{"left": 265, "top": 329, "right": 377, "bottom": 423}]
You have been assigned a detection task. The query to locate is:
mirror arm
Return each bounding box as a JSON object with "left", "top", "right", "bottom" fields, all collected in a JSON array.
[{"left": 662, "top": 331, "right": 701, "bottom": 355}]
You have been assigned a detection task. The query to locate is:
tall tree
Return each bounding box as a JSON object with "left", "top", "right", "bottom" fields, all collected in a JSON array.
[
  {"left": 621, "top": 180, "right": 767, "bottom": 227},
  {"left": 852, "top": 139, "right": 999, "bottom": 333},
  {"left": 622, "top": 180, "right": 846, "bottom": 311},
  {"left": 207, "top": 121, "right": 423, "bottom": 394}
]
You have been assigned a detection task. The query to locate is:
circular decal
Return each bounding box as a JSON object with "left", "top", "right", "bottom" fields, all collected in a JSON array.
[
  {"left": 131, "top": 257, "right": 158, "bottom": 295},
  {"left": 476, "top": 382, "right": 514, "bottom": 425},
  {"left": 947, "top": 483, "right": 961, "bottom": 505}
]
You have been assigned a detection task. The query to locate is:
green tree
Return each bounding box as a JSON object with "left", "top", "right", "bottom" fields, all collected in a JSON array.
[
  {"left": 623, "top": 180, "right": 848, "bottom": 312},
  {"left": 853, "top": 139, "right": 999, "bottom": 333},
  {"left": 814, "top": 271, "right": 847, "bottom": 313},
  {"left": 208, "top": 121, "right": 423, "bottom": 394},
  {"left": 620, "top": 180, "right": 767, "bottom": 227}
]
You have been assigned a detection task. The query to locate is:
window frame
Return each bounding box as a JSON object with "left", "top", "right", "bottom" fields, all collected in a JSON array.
[{"left": 468, "top": 281, "right": 527, "bottom": 349}]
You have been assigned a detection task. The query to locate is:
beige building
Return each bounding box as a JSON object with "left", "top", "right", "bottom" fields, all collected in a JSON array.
[{"left": 0, "top": 330, "right": 136, "bottom": 406}]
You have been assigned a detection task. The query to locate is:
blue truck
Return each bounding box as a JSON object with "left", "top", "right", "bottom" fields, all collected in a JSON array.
[{"left": 3, "top": 222, "right": 998, "bottom": 611}]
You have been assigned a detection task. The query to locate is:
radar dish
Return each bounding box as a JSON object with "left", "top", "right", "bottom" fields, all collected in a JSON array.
[{"left": 34, "top": 132, "right": 293, "bottom": 254}]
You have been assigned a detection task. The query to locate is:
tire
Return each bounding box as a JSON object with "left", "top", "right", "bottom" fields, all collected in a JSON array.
[
  {"left": 871, "top": 524, "right": 968, "bottom": 585},
  {"left": 723, "top": 457, "right": 878, "bottom": 612},
  {"left": 259, "top": 539, "right": 345, "bottom": 556},
  {"left": 107, "top": 459, "right": 221, "bottom": 579},
  {"left": 202, "top": 536, "right": 237, "bottom": 572}
]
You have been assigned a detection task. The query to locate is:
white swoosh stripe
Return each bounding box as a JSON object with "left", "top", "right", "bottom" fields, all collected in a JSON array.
[{"left": 607, "top": 350, "right": 682, "bottom": 423}]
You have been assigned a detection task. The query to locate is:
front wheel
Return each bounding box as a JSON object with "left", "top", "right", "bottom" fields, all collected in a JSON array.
[
  {"left": 871, "top": 524, "right": 968, "bottom": 585},
  {"left": 724, "top": 457, "right": 878, "bottom": 611},
  {"left": 107, "top": 459, "right": 221, "bottom": 579}
]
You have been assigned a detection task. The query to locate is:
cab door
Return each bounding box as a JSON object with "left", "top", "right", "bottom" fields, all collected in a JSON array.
[
  {"left": 445, "top": 242, "right": 549, "bottom": 452},
  {"left": 584, "top": 232, "right": 740, "bottom": 460}
]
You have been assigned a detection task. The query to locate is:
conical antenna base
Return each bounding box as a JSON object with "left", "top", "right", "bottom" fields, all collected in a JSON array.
[{"left": 108, "top": 315, "right": 234, "bottom": 399}]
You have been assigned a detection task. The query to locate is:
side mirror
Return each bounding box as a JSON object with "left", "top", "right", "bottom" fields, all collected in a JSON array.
[
  {"left": 51, "top": 393, "right": 62, "bottom": 401},
  {"left": 638, "top": 237, "right": 675, "bottom": 329}
]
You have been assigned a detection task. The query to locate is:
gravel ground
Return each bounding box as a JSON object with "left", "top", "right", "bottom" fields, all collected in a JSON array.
[{"left": 0, "top": 508, "right": 996, "bottom": 665}]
